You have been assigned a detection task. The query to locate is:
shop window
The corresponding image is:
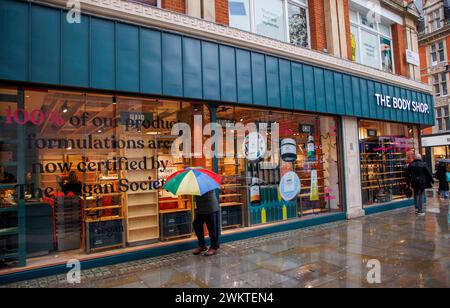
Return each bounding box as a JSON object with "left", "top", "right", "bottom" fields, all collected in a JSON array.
[
  {"left": 350, "top": 10, "right": 394, "bottom": 73},
  {"left": 215, "top": 106, "right": 342, "bottom": 222},
  {"left": 229, "top": 0, "right": 310, "bottom": 47},
  {"left": 0, "top": 87, "right": 342, "bottom": 270},
  {"left": 359, "top": 120, "right": 419, "bottom": 207}
]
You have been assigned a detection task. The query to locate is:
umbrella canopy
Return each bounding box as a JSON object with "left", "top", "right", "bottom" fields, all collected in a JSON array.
[{"left": 163, "top": 167, "right": 222, "bottom": 196}]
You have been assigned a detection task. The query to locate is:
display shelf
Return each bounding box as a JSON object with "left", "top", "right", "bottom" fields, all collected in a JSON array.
[
  {"left": 220, "top": 202, "right": 244, "bottom": 207},
  {"left": 159, "top": 208, "right": 191, "bottom": 214},
  {"left": 0, "top": 252, "right": 19, "bottom": 259},
  {"left": 0, "top": 227, "right": 19, "bottom": 237},
  {"left": 85, "top": 205, "right": 121, "bottom": 212},
  {"left": 0, "top": 161, "right": 18, "bottom": 167},
  {"left": 85, "top": 216, "right": 123, "bottom": 223},
  {"left": 0, "top": 184, "right": 16, "bottom": 190},
  {"left": 0, "top": 206, "right": 18, "bottom": 213}
]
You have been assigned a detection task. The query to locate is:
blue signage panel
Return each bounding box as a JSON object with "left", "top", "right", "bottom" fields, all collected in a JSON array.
[{"left": 0, "top": 0, "right": 435, "bottom": 126}]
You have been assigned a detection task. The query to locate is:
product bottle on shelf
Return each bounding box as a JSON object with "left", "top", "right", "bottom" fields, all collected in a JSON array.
[{"left": 307, "top": 135, "right": 316, "bottom": 161}]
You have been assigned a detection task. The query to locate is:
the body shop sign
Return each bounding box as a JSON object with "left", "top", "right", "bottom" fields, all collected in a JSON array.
[{"left": 375, "top": 93, "right": 430, "bottom": 114}]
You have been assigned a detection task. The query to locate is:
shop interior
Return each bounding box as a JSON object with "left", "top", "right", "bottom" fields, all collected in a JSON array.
[
  {"left": 359, "top": 120, "right": 418, "bottom": 207},
  {"left": 0, "top": 88, "right": 342, "bottom": 270}
]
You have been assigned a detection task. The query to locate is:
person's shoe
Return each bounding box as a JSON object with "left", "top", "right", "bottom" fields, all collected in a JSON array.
[
  {"left": 417, "top": 211, "right": 425, "bottom": 217},
  {"left": 192, "top": 247, "right": 208, "bottom": 255},
  {"left": 204, "top": 248, "right": 219, "bottom": 257}
]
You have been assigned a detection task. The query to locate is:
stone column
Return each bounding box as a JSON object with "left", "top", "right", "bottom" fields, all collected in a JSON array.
[
  {"left": 323, "top": 0, "right": 348, "bottom": 58},
  {"left": 342, "top": 117, "right": 365, "bottom": 219}
]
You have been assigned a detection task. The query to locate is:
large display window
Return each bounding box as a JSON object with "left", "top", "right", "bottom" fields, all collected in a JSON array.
[
  {"left": 359, "top": 120, "right": 419, "bottom": 207},
  {"left": 0, "top": 87, "right": 342, "bottom": 271}
]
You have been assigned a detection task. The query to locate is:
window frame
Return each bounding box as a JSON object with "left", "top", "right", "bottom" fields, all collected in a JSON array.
[
  {"left": 433, "top": 72, "right": 448, "bottom": 97},
  {"left": 350, "top": 9, "right": 395, "bottom": 74},
  {"left": 429, "top": 9, "right": 442, "bottom": 32},
  {"left": 229, "top": 0, "right": 311, "bottom": 48},
  {"left": 430, "top": 41, "right": 445, "bottom": 66},
  {"left": 436, "top": 106, "right": 449, "bottom": 131}
]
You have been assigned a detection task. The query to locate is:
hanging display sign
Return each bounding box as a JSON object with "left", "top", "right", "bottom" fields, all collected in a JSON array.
[
  {"left": 310, "top": 170, "right": 319, "bottom": 201},
  {"left": 279, "top": 171, "right": 300, "bottom": 201},
  {"left": 243, "top": 132, "right": 267, "bottom": 162},
  {"left": 375, "top": 93, "right": 430, "bottom": 114},
  {"left": 406, "top": 49, "right": 420, "bottom": 66}
]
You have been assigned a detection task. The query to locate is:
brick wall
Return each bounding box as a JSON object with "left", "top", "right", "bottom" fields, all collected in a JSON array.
[
  {"left": 162, "top": 0, "right": 185, "bottom": 14},
  {"left": 419, "top": 45, "right": 429, "bottom": 84},
  {"left": 392, "top": 24, "right": 408, "bottom": 78},
  {"left": 343, "top": 0, "right": 352, "bottom": 60},
  {"left": 215, "top": 0, "right": 229, "bottom": 26},
  {"left": 309, "top": 0, "right": 327, "bottom": 52}
]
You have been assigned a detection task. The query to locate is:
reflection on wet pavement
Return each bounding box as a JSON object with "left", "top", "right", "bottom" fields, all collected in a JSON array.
[{"left": 2, "top": 194, "right": 450, "bottom": 288}]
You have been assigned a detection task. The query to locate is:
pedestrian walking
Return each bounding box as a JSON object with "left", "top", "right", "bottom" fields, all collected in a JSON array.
[
  {"left": 192, "top": 190, "right": 220, "bottom": 256},
  {"left": 435, "top": 161, "right": 449, "bottom": 199},
  {"left": 407, "top": 154, "right": 434, "bottom": 216}
]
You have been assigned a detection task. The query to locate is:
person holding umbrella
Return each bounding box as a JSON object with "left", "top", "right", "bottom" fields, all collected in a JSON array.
[{"left": 163, "top": 167, "right": 222, "bottom": 256}]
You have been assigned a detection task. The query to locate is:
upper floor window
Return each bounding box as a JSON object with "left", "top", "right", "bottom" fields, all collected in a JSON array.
[
  {"left": 429, "top": 9, "right": 442, "bottom": 32},
  {"left": 430, "top": 41, "right": 445, "bottom": 65},
  {"left": 436, "top": 106, "right": 449, "bottom": 131},
  {"left": 229, "top": 0, "right": 310, "bottom": 48},
  {"left": 132, "top": 0, "right": 159, "bottom": 6},
  {"left": 350, "top": 10, "right": 394, "bottom": 73},
  {"left": 433, "top": 73, "right": 448, "bottom": 97}
]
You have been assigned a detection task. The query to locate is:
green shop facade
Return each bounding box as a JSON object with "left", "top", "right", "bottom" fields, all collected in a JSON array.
[{"left": 0, "top": 0, "right": 434, "bottom": 283}]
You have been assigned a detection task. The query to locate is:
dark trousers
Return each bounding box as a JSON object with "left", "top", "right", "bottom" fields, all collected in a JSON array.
[
  {"left": 414, "top": 188, "right": 424, "bottom": 212},
  {"left": 193, "top": 212, "right": 220, "bottom": 250}
]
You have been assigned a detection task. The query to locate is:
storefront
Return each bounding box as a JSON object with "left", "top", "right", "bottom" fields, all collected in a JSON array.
[
  {"left": 421, "top": 133, "right": 450, "bottom": 173},
  {"left": 0, "top": 0, "right": 434, "bottom": 282}
]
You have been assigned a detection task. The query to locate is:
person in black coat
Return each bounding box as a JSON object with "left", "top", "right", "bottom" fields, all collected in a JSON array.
[
  {"left": 407, "top": 154, "right": 434, "bottom": 216},
  {"left": 435, "top": 162, "right": 449, "bottom": 199}
]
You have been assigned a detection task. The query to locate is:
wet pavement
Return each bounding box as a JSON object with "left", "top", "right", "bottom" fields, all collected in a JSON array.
[{"left": 2, "top": 193, "right": 450, "bottom": 288}]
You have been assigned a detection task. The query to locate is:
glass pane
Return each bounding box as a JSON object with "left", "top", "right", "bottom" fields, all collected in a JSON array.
[
  {"left": 350, "top": 10, "right": 358, "bottom": 23},
  {"left": 288, "top": 4, "right": 309, "bottom": 47},
  {"left": 379, "top": 23, "right": 391, "bottom": 37},
  {"left": 442, "top": 82, "right": 448, "bottom": 96},
  {"left": 254, "top": 0, "right": 286, "bottom": 41},
  {"left": 380, "top": 37, "right": 393, "bottom": 73},
  {"left": 439, "top": 41, "right": 444, "bottom": 50},
  {"left": 437, "top": 108, "right": 443, "bottom": 117},
  {"left": 351, "top": 25, "right": 360, "bottom": 62},
  {"left": 438, "top": 118, "right": 443, "bottom": 130},
  {"left": 445, "top": 106, "right": 449, "bottom": 117},
  {"left": 359, "top": 121, "right": 419, "bottom": 207},
  {"left": 439, "top": 50, "right": 445, "bottom": 62},
  {"left": 446, "top": 117, "right": 450, "bottom": 130},
  {"left": 229, "top": 0, "right": 251, "bottom": 32},
  {"left": 361, "top": 15, "right": 375, "bottom": 29},
  {"left": 432, "top": 52, "right": 437, "bottom": 62},
  {"left": 360, "top": 30, "right": 380, "bottom": 69}
]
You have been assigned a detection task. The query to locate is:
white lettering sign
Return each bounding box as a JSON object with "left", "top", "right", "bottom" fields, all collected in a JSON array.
[
  {"left": 375, "top": 93, "right": 430, "bottom": 114},
  {"left": 406, "top": 50, "right": 420, "bottom": 66}
]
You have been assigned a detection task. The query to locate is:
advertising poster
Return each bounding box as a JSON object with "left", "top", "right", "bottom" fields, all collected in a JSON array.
[{"left": 310, "top": 169, "right": 319, "bottom": 201}]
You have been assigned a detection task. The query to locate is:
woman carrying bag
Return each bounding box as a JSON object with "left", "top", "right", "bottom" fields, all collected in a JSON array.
[{"left": 436, "top": 161, "right": 450, "bottom": 199}]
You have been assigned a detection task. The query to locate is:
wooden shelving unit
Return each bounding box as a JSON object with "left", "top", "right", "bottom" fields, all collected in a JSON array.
[
  {"left": 122, "top": 135, "right": 159, "bottom": 246},
  {"left": 218, "top": 157, "right": 245, "bottom": 229},
  {"left": 360, "top": 137, "right": 410, "bottom": 205}
]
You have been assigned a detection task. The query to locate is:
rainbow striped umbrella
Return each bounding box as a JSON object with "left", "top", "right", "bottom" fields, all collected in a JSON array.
[{"left": 163, "top": 167, "right": 222, "bottom": 196}]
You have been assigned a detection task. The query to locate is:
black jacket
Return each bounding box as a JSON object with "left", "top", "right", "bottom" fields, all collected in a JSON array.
[
  {"left": 435, "top": 163, "right": 449, "bottom": 192},
  {"left": 407, "top": 160, "right": 434, "bottom": 190},
  {"left": 194, "top": 190, "right": 220, "bottom": 214}
]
